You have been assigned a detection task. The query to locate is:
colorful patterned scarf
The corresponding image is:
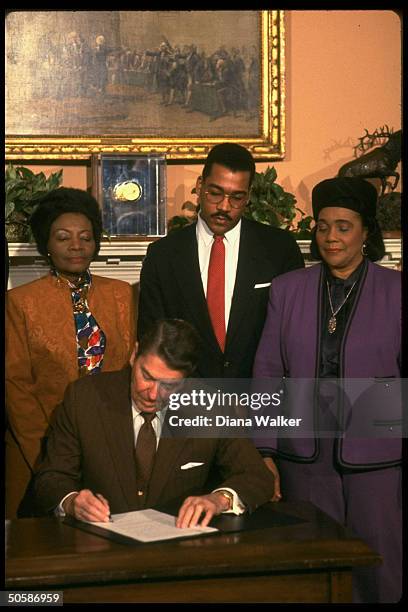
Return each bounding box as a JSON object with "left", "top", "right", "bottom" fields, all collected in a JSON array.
[{"left": 53, "top": 269, "right": 106, "bottom": 376}]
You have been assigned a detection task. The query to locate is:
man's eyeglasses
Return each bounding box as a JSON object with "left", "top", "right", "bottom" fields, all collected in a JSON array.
[{"left": 203, "top": 188, "right": 249, "bottom": 209}]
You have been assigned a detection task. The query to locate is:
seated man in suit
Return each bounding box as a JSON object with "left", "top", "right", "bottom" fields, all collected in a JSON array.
[
  {"left": 137, "top": 143, "right": 304, "bottom": 380},
  {"left": 34, "top": 319, "right": 275, "bottom": 528}
]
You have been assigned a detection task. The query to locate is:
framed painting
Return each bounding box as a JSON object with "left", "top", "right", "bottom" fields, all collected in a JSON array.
[{"left": 5, "top": 10, "right": 285, "bottom": 161}]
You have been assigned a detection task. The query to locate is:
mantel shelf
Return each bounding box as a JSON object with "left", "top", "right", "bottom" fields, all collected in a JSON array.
[
  {"left": 7, "top": 238, "right": 401, "bottom": 290},
  {"left": 8, "top": 239, "right": 156, "bottom": 259}
]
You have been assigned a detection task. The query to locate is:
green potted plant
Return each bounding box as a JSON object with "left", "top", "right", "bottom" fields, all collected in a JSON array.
[
  {"left": 376, "top": 192, "right": 401, "bottom": 238},
  {"left": 244, "top": 166, "right": 313, "bottom": 238},
  {"left": 5, "top": 164, "right": 63, "bottom": 242}
]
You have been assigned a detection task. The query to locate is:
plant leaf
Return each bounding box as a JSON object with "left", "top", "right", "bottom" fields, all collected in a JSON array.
[
  {"left": 6, "top": 164, "right": 17, "bottom": 181},
  {"left": 5, "top": 201, "right": 15, "bottom": 217},
  {"left": 18, "top": 166, "right": 36, "bottom": 180},
  {"left": 5, "top": 163, "right": 64, "bottom": 238}
]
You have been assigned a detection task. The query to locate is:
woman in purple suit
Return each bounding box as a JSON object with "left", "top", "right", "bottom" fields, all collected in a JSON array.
[{"left": 253, "top": 177, "right": 401, "bottom": 603}]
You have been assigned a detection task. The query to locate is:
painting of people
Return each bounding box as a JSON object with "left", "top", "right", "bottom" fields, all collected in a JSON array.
[{"left": 6, "top": 10, "right": 284, "bottom": 158}]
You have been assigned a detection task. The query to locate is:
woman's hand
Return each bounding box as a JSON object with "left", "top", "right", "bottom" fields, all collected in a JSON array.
[{"left": 263, "top": 457, "right": 282, "bottom": 501}]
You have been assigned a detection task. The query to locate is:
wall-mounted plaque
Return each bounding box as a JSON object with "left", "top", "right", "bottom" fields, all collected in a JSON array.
[{"left": 101, "top": 154, "right": 166, "bottom": 237}]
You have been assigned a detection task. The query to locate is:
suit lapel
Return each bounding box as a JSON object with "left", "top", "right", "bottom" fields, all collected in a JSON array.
[
  {"left": 172, "top": 224, "right": 220, "bottom": 353},
  {"left": 98, "top": 369, "right": 140, "bottom": 509},
  {"left": 226, "top": 219, "right": 262, "bottom": 349},
  {"left": 146, "top": 436, "right": 189, "bottom": 508}
]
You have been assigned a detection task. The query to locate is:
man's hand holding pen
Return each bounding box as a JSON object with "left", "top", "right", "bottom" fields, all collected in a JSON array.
[{"left": 63, "top": 489, "right": 112, "bottom": 523}]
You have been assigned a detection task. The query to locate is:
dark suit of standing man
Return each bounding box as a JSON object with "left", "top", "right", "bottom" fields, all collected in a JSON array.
[
  {"left": 137, "top": 143, "right": 304, "bottom": 380},
  {"left": 34, "top": 319, "right": 274, "bottom": 528}
]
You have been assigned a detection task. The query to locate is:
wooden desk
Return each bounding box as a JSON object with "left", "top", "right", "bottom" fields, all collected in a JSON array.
[{"left": 5, "top": 502, "right": 380, "bottom": 603}]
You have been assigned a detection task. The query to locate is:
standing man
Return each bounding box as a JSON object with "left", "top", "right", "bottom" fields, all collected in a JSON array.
[
  {"left": 93, "top": 35, "right": 109, "bottom": 95},
  {"left": 33, "top": 319, "right": 275, "bottom": 527},
  {"left": 137, "top": 143, "right": 304, "bottom": 379}
]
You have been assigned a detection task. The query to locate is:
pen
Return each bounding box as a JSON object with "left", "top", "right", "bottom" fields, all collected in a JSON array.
[{"left": 93, "top": 491, "right": 113, "bottom": 522}]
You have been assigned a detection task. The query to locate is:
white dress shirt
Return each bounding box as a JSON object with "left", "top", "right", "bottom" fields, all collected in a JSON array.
[{"left": 196, "top": 214, "right": 241, "bottom": 329}]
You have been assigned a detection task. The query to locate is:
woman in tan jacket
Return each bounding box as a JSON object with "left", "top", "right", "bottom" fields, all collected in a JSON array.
[{"left": 6, "top": 187, "right": 136, "bottom": 518}]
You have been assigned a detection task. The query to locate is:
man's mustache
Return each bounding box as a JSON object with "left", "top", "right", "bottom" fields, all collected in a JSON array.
[{"left": 211, "top": 212, "right": 232, "bottom": 221}]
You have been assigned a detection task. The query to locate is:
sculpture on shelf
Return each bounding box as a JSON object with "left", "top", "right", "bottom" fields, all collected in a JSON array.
[{"left": 338, "top": 127, "right": 401, "bottom": 196}]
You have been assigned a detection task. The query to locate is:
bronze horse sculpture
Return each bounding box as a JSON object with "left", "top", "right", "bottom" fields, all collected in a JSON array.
[{"left": 338, "top": 128, "right": 401, "bottom": 196}]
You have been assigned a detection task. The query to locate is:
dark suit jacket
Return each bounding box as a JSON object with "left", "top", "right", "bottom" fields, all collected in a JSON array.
[
  {"left": 34, "top": 369, "right": 275, "bottom": 515},
  {"left": 137, "top": 218, "right": 304, "bottom": 378}
]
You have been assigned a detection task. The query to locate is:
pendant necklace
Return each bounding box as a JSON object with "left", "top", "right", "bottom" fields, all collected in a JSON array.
[{"left": 326, "top": 280, "right": 357, "bottom": 334}]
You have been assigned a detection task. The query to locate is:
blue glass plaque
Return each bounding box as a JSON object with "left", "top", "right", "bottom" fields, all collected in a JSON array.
[{"left": 101, "top": 154, "right": 166, "bottom": 237}]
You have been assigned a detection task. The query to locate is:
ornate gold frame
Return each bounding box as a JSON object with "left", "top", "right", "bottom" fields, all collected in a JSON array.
[{"left": 6, "top": 10, "right": 285, "bottom": 161}]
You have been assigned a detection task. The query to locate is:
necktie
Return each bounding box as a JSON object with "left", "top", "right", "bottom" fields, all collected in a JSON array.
[
  {"left": 207, "top": 235, "right": 226, "bottom": 352},
  {"left": 134, "top": 412, "right": 157, "bottom": 503}
]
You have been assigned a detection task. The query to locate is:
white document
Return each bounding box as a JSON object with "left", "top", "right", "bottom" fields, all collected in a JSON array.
[{"left": 84, "top": 508, "right": 218, "bottom": 542}]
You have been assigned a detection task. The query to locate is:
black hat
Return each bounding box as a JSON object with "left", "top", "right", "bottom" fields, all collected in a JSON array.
[{"left": 312, "top": 177, "right": 378, "bottom": 221}]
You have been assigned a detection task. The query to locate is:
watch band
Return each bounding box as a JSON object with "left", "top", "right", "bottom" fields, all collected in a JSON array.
[{"left": 217, "top": 489, "right": 234, "bottom": 511}]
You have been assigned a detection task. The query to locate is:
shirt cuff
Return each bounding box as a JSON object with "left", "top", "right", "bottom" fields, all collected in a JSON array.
[
  {"left": 55, "top": 491, "right": 79, "bottom": 517},
  {"left": 212, "top": 487, "right": 245, "bottom": 515}
]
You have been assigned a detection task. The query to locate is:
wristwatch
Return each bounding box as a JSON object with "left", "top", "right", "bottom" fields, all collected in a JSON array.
[{"left": 216, "top": 489, "right": 234, "bottom": 511}]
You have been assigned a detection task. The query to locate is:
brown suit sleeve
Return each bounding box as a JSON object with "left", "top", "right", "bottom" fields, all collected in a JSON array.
[
  {"left": 214, "top": 438, "right": 275, "bottom": 512},
  {"left": 33, "top": 383, "right": 83, "bottom": 514}
]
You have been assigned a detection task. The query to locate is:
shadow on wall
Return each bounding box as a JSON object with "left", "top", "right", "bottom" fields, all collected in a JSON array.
[{"left": 297, "top": 159, "right": 386, "bottom": 215}]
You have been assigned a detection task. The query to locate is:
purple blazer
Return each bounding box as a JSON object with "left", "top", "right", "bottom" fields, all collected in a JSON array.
[{"left": 253, "top": 261, "right": 402, "bottom": 467}]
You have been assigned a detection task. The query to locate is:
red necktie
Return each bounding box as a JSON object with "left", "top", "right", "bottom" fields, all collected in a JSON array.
[{"left": 207, "top": 235, "right": 226, "bottom": 352}]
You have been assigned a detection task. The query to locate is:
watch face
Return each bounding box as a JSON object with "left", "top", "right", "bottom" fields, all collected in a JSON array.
[
  {"left": 113, "top": 180, "right": 142, "bottom": 202},
  {"left": 218, "top": 490, "right": 233, "bottom": 510}
]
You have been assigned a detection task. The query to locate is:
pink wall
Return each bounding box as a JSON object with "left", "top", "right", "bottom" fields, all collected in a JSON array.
[{"left": 20, "top": 10, "right": 402, "bottom": 219}]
